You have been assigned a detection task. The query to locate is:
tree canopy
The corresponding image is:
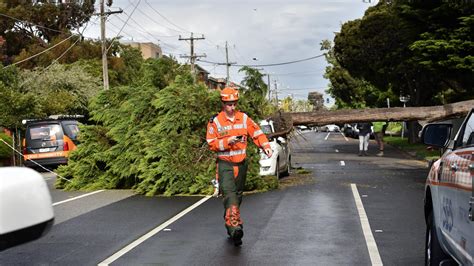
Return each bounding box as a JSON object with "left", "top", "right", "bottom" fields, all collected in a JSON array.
[{"left": 327, "top": 1, "right": 473, "bottom": 108}]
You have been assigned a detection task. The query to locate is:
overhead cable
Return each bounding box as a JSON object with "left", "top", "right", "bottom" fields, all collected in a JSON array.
[
  {"left": 106, "top": 0, "right": 141, "bottom": 52},
  {"left": 3, "top": 34, "right": 77, "bottom": 69},
  {"left": 0, "top": 12, "right": 71, "bottom": 35},
  {"left": 198, "top": 54, "right": 325, "bottom": 67},
  {"left": 144, "top": 0, "right": 193, "bottom": 34}
]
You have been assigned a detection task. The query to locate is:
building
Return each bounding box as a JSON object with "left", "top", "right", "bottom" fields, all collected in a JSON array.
[{"left": 122, "top": 42, "right": 162, "bottom": 59}]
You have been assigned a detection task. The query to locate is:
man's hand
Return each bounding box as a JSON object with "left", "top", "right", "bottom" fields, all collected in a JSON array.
[
  {"left": 228, "top": 136, "right": 244, "bottom": 145},
  {"left": 264, "top": 148, "right": 273, "bottom": 158},
  {"left": 228, "top": 136, "right": 239, "bottom": 145}
]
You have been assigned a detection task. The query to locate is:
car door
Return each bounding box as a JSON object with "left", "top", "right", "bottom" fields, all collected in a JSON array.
[
  {"left": 440, "top": 110, "right": 474, "bottom": 264},
  {"left": 452, "top": 110, "right": 474, "bottom": 264}
]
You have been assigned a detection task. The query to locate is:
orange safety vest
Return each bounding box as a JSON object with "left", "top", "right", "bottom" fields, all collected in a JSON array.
[{"left": 206, "top": 111, "right": 271, "bottom": 163}]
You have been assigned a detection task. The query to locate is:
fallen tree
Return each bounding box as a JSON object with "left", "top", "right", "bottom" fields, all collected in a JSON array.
[{"left": 268, "top": 99, "right": 474, "bottom": 138}]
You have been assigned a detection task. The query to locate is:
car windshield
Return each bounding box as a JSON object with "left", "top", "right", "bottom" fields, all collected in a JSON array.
[
  {"left": 63, "top": 123, "right": 80, "bottom": 140},
  {"left": 29, "top": 124, "right": 62, "bottom": 141},
  {"left": 261, "top": 125, "right": 273, "bottom": 134}
]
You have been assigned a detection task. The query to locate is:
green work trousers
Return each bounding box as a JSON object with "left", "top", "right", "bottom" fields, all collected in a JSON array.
[{"left": 217, "top": 159, "right": 248, "bottom": 235}]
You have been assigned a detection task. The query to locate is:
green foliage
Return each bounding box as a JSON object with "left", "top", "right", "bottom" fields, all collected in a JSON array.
[
  {"left": 0, "top": 63, "right": 100, "bottom": 129},
  {"left": 332, "top": 2, "right": 473, "bottom": 107},
  {"left": 20, "top": 63, "right": 101, "bottom": 117},
  {"left": 238, "top": 66, "right": 273, "bottom": 119},
  {"left": 0, "top": 1, "right": 94, "bottom": 60},
  {"left": 0, "top": 133, "right": 13, "bottom": 159},
  {"left": 58, "top": 57, "right": 276, "bottom": 195},
  {"left": 0, "top": 66, "right": 41, "bottom": 128}
]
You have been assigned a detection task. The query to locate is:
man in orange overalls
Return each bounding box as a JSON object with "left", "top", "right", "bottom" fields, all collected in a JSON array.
[{"left": 206, "top": 87, "right": 273, "bottom": 246}]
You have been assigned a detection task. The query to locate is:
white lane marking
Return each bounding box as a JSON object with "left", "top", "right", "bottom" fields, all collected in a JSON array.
[
  {"left": 340, "top": 161, "right": 345, "bottom": 166},
  {"left": 98, "top": 196, "right": 212, "bottom": 266},
  {"left": 351, "top": 184, "right": 383, "bottom": 265},
  {"left": 340, "top": 131, "right": 349, "bottom": 141},
  {"left": 324, "top": 132, "right": 330, "bottom": 140},
  {"left": 52, "top": 190, "right": 105, "bottom": 206},
  {"left": 335, "top": 149, "right": 339, "bottom": 153}
]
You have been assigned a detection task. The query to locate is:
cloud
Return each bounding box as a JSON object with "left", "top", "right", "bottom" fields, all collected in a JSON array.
[{"left": 84, "top": 0, "right": 376, "bottom": 100}]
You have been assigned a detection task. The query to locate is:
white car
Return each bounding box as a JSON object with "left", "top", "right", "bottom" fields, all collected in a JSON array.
[
  {"left": 421, "top": 108, "right": 474, "bottom": 265},
  {"left": 0, "top": 167, "right": 54, "bottom": 250},
  {"left": 259, "top": 120, "right": 291, "bottom": 178}
]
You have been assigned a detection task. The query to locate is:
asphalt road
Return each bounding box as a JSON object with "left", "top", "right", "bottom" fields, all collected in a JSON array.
[{"left": 0, "top": 131, "right": 429, "bottom": 265}]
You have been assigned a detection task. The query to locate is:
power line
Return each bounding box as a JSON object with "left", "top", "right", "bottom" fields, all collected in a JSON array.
[
  {"left": 198, "top": 53, "right": 325, "bottom": 67},
  {"left": 106, "top": 0, "right": 140, "bottom": 53},
  {"left": 133, "top": 3, "right": 186, "bottom": 35},
  {"left": 144, "top": 0, "right": 193, "bottom": 34},
  {"left": 3, "top": 34, "right": 78, "bottom": 69},
  {"left": 0, "top": 12, "right": 71, "bottom": 35}
]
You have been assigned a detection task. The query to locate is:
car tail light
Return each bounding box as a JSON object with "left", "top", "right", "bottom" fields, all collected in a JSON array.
[{"left": 63, "top": 142, "right": 69, "bottom": 151}]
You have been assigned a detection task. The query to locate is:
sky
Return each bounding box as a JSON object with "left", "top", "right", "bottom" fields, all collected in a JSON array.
[{"left": 83, "top": 0, "right": 378, "bottom": 103}]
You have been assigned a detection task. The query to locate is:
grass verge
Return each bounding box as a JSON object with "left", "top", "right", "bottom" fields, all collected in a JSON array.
[{"left": 384, "top": 136, "right": 441, "bottom": 161}]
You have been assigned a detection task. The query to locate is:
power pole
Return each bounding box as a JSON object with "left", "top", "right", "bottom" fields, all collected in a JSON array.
[
  {"left": 99, "top": 0, "right": 122, "bottom": 90},
  {"left": 266, "top": 74, "right": 271, "bottom": 100},
  {"left": 179, "top": 33, "right": 206, "bottom": 74},
  {"left": 274, "top": 80, "right": 279, "bottom": 107},
  {"left": 224, "top": 41, "right": 236, "bottom": 85}
]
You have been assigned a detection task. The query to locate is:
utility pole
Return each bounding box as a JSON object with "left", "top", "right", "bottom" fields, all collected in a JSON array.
[
  {"left": 274, "top": 80, "right": 279, "bottom": 107},
  {"left": 266, "top": 74, "right": 271, "bottom": 100},
  {"left": 99, "top": 0, "right": 122, "bottom": 90},
  {"left": 224, "top": 42, "right": 236, "bottom": 85},
  {"left": 179, "top": 33, "right": 206, "bottom": 75}
]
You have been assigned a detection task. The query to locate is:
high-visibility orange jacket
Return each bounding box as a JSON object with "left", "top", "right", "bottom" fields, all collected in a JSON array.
[{"left": 206, "top": 111, "right": 271, "bottom": 163}]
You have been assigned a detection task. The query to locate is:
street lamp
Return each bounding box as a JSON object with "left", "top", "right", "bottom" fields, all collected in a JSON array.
[{"left": 399, "top": 95, "right": 410, "bottom": 138}]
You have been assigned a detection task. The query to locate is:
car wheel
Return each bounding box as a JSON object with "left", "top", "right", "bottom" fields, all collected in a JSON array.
[
  {"left": 275, "top": 157, "right": 280, "bottom": 179},
  {"left": 425, "top": 212, "right": 450, "bottom": 265}
]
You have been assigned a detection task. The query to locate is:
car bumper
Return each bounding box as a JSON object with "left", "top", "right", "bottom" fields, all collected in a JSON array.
[
  {"left": 23, "top": 157, "right": 68, "bottom": 168},
  {"left": 259, "top": 158, "right": 276, "bottom": 176}
]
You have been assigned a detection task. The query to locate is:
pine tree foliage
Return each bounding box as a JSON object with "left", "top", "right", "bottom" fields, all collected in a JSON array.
[{"left": 57, "top": 60, "right": 276, "bottom": 195}]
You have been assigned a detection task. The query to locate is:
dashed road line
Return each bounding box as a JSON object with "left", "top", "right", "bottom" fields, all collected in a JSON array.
[
  {"left": 351, "top": 184, "right": 383, "bottom": 265},
  {"left": 52, "top": 190, "right": 105, "bottom": 206},
  {"left": 325, "top": 132, "right": 331, "bottom": 140},
  {"left": 340, "top": 161, "right": 345, "bottom": 166},
  {"left": 98, "top": 196, "right": 212, "bottom": 266},
  {"left": 340, "top": 131, "right": 349, "bottom": 141}
]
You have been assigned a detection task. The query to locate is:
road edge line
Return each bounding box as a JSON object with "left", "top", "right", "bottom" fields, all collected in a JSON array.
[
  {"left": 351, "top": 183, "right": 383, "bottom": 265},
  {"left": 52, "top": 190, "right": 106, "bottom": 206},
  {"left": 97, "top": 196, "right": 212, "bottom": 266}
]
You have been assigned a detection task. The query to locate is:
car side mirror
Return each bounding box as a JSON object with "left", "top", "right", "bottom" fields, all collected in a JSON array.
[
  {"left": 420, "top": 123, "right": 452, "bottom": 148},
  {"left": 0, "top": 167, "right": 54, "bottom": 251}
]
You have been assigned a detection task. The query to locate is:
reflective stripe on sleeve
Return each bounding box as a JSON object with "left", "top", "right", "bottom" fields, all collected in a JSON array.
[
  {"left": 217, "top": 149, "right": 246, "bottom": 157},
  {"left": 253, "top": 129, "right": 263, "bottom": 138},
  {"left": 219, "top": 139, "right": 225, "bottom": 151},
  {"left": 207, "top": 138, "right": 216, "bottom": 144},
  {"left": 214, "top": 117, "right": 222, "bottom": 132},
  {"left": 243, "top": 114, "right": 248, "bottom": 129}
]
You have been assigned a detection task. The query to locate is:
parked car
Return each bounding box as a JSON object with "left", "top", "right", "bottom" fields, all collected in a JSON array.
[
  {"left": 259, "top": 120, "right": 291, "bottom": 179},
  {"left": 420, "top": 108, "right": 473, "bottom": 265},
  {"left": 22, "top": 115, "right": 82, "bottom": 168},
  {"left": 0, "top": 167, "right": 54, "bottom": 250}
]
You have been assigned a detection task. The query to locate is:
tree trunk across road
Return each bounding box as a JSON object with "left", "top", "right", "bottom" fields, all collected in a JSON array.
[
  {"left": 290, "top": 99, "right": 473, "bottom": 126},
  {"left": 267, "top": 99, "right": 473, "bottom": 139}
]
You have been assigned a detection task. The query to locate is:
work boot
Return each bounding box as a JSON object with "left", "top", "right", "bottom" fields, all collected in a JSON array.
[
  {"left": 363, "top": 151, "right": 369, "bottom": 156},
  {"left": 358, "top": 151, "right": 363, "bottom": 156},
  {"left": 232, "top": 228, "right": 244, "bottom": 246},
  {"left": 376, "top": 151, "right": 384, "bottom": 157}
]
